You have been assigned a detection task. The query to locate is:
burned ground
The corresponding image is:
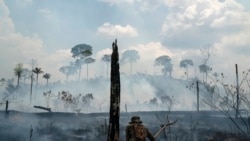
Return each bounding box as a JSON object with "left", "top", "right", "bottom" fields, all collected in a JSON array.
[{"left": 1, "top": 110, "right": 250, "bottom": 141}]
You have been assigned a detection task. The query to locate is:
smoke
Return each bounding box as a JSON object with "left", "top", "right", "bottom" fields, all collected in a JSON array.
[
  {"left": 2, "top": 74, "right": 247, "bottom": 141},
  {"left": 1, "top": 73, "right": 198, "bottom": 113}
]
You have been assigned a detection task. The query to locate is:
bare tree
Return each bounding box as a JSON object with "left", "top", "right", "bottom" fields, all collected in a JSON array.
[
  {"left": 160, "top": 95, "right": 173, "bottom": 112},
  {"left": 58, "top": 91, "right": 73, "bottom": 112},
  {"left": 155, "top": 96, "right": 177, "bottom": 141},
  {"left": 81, "top": 93, "right": 94, "bottom": 112},
  {"left": 43, "top": 90, "right": 54, "bottom": 108},
  {"left": 200, "top": 44, "right": 214, "bottom": 83},
  {"left": 189, "top": 68, "right": 250, "bottom": 134}
]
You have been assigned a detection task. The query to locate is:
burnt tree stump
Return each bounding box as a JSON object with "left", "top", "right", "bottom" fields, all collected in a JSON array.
[
  {"left": 5, "top": 100, "right": 8, "bottom": 113},
  {"left": 107, "top": 39, "right": 120, "bottom": 141}
]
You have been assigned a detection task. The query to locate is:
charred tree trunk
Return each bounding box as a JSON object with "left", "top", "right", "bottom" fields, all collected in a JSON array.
[
  {"left": 196, "top": 81, "right": 199, "bottom": 112},
  {"left": 30, "top": 73, "right": 33, "bottom": 105},
  {"left": 5, "top": 100, "right": 9, "bottom": 119},
  {"left": 107, "top": 39, "right": 120, "bottom": 141},
  {"left": 30, "top": 125, "right": 33, "bottom": 141},
  {"left": 5, "top": 100, "right": 8, "bottom": 113},
  {"left": 235, "top": 64, "right": 240, "bottom": 118}
]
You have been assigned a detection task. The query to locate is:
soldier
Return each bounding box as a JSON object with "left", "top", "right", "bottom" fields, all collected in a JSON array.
[{"left": 126, "top": 116, "right": 155, "bottom": 141}]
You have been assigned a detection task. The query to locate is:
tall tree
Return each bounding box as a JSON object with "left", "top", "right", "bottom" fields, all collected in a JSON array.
[
  {"left": 30, "top": 59, "right": 36, "bottom": 104},
  {"left": 102, "top": 54, "right": 111, "bottom": 78},
  {"left": 81, "top": 49, "right": 92, "bottom": 58},
  {"left": 43, "top": 73, "right": 51, "bottom": 85},
  {"left": 85, "top": 57, "right": 95, "bottom": 80},
  {"left": 199, "top": 64, "right": 212, "bottom": 83},
  {"left": 32, "top": 67, "right": 43, "bottom": 86},
  {"left": 107, "top": 39, "right": 120, "bottom": 141},
  {"left": 180, "top": 59, "right": 194, "bottom": 79},
  {"left": 121, "top": 49, "right": 140, "bottom": 75},
  {"left": 59, "top": 66, "right": 70, "bottom": 81},
  {"left": 200, "top": 44, "right": 213, "bottom": 83},
  {"left": 154, "top": 55, "right": 173, "bottom": 77},
  {"left": 21, "top": 68, "right": 31, "bottom": 83},
  {"left": 71, "top": 44, "right": 92, "bottom": 80},
  {"left": 75, "top": 59, "right": 84, "bottom": 80},
  {"left": 13, "top": 63, "right": 23, "bottom": 87},
  {"left": 69, "top": 61, "right": 79, "bottom": 80},
  {"left": 59, "top": 64, "right": 77, "bottom": 81}
]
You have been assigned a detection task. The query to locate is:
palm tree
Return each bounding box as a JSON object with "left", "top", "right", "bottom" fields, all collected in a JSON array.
[
  {"left": 101, "top": 54, "right": 111, "bottom": 78},
  {"left": 13, "top": 63, "right": 23, "bottom": 87},
  {"left": 85, "top": 57, "right": 95, "bottom": 80},
  {"left": 121, "top": 50, "right": 140, "bottom": 75},
  {"left": 43, "top": 73, "right": 51, "bottom": 85},
  {"left": 32, "top": 67, "right": 43, "bottom": 86}
]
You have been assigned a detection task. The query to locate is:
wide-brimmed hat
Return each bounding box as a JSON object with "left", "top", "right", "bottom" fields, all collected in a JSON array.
[{"left": 129, "top": 116, "right": 143, "bottom": 124}]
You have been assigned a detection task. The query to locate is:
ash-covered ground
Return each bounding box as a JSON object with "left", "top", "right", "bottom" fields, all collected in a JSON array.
[{"left": 1, "top": 110, "right": 250, "bottom": 141}]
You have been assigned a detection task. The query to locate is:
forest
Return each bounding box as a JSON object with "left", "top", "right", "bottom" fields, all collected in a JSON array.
[{"left": 1, "top": 43, "right": 250, "bottom": 141}]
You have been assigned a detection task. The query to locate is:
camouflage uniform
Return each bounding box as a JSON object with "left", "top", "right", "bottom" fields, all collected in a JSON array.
[{"left": 126, "top": 116, "right": 155, "bottom": 141}]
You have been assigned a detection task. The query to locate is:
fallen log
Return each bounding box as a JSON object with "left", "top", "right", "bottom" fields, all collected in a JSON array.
[
  {"left": 33, "top": 105, "right": 51, "bottom": 112},
  {"left": 154, "top": 119, "right": 178, "bottom": 139}
]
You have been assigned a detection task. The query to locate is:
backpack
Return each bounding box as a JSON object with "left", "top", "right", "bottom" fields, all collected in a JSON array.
[{"left": 133, "top": 124, "right": 147, "bottom": 141}]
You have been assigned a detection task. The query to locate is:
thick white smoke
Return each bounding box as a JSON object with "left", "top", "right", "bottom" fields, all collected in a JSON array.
[{"left": 0, "top": 74, "right": 197, "bottom": 113}]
